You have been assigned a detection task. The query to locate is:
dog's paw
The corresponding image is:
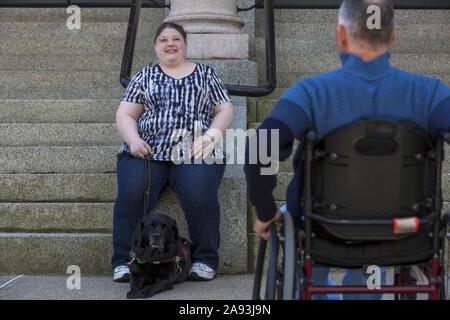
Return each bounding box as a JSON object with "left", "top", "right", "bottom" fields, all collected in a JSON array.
[{"left": 126, "top": 290, "right": 142, "bottom": 299}]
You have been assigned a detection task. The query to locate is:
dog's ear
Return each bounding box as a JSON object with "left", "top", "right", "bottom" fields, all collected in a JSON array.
[{"left": 131, "top": 219, "right": 145, "bottom": 258}]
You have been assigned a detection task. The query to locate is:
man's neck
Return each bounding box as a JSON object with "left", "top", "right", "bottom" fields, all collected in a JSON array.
[{"left": 345, "top": 46, "right": 388, "bottom": 62}]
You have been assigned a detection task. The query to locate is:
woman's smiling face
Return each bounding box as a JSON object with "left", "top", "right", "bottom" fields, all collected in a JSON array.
[{"left": 154, "top": 27, "right": 187, "bottom": 67}]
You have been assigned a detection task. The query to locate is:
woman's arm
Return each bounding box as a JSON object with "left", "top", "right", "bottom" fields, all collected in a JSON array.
[
  {"left": 116, "top": 101, "right": 152, "bottom": 159},
  {"left": 191, "top": 101, "right": 234, "bottom": 160},
  {"left": 206, "top": 101, "right": 234, "bottom": 141}
]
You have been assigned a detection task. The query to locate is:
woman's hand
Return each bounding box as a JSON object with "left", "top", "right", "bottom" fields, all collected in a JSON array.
[
  {"left": 129, "top": 138, "right": 152, "bottom": 159},
  {"left": 190, "top": 134, "right": 215, "bottom": 160}
]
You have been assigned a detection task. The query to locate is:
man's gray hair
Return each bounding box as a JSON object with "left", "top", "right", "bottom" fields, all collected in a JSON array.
[{"left": 338, "top": 0, "right": 394, "bottom": 50}]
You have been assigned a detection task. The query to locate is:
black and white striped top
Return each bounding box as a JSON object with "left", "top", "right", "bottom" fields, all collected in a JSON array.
[{"left": 118, "top": 63, "right": 232, "bottom": 161}]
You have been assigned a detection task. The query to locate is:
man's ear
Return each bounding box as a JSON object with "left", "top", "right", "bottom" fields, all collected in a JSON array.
[
  {"left": 387, "top": 30, "right": 396, "bottom": 50},
  {"left": 336, "top": 24, "right": 349, "bottom": 52}
]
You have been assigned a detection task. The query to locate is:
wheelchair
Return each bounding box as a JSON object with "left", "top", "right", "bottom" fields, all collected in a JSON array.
[{"left": 252, "top": 119, "right": 450, "bottom": 300}]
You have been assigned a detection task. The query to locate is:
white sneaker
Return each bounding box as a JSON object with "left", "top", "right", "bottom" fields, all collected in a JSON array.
[
  {"left": 408, "top": 265, "right": 429, "bottom": 300},
  {"left": 188, "top": 262, "right": 216, "bottom": 281},
  {"left": 113, "top": 265, "right": 130, "bottom": 282}
]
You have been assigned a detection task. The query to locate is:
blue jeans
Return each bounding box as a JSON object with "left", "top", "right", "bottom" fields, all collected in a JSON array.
[
  {"left": 111, "top": 156, "right": 225, "bottom": 271},
  {"left": 309, "top": 267, "right": 387, "bottom": 300},
  {"left": 294, "top": 266, "right": 386, "bottom": 300}
]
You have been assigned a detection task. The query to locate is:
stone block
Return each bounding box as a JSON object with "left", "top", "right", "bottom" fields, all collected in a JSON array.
[
  {"left": 0, "top": 99, "right": 117, "bottom": 124},
  {"left": 0, "top": 203, "right": 113, "bottom": 233},
  {"left": 0, "top": 123, "right": 120, "bottom": 147},
  {"left": 186, "top": 33, "right": 249, "bottom": 59}
]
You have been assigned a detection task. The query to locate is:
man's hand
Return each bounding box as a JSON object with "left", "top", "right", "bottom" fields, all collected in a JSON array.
[{"left": 253, "top": 209, "right": 282, "bottom": 240}]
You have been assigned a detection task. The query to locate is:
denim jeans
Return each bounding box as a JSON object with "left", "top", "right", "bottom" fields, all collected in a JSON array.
[
  {"left": 309, "top": 266, "right": 387, "bottom": 300},
  {"left": 111, "top": 156, "right": 225, "bottom": 271}
]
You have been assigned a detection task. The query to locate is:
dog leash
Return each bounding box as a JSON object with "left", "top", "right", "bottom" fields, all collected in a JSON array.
[{"left": 144, "top": 154, "right": 151, "bottom": 217}]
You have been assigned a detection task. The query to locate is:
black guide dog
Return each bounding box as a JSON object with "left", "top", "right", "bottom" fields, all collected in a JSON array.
[{"left": 127, "top": 213, "right": 191, "bottom": 299}]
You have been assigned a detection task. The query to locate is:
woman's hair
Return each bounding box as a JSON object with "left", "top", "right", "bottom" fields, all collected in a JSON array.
[{"left": 153, "top": 22, "right": 187, "bottom": 43}]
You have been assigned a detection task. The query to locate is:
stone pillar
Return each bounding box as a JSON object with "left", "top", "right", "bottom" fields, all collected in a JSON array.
[
  {"left": 164, "top": 0, "right": 249, "bottom": 59},
  {"left": 155, "top": 0, "right": 256, "bottom": 274}
]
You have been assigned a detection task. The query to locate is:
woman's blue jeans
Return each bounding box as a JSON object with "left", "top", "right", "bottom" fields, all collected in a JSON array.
[{"left": 111, "top": 156, "right": 225, "bottom": 271}]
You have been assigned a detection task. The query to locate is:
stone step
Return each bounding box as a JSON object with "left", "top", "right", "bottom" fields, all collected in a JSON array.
[
  {"left": 0, "top": 171, "right": 292, "bottom": 203},
  {"left": 0, "top": 53, "right": 155, "bottom": 71},
  {"left": 0, "top": 37, "right": 156, "bottom": 55},
  {"left": 2, "top": 150, "right": 253, "bottom": 178},
  {"left": 0, "top": 202, "right": 113, "bottom": 232},
  {"left": 254, "top": 32, "right": 449, "bottom": 56},
  {"left": 0, "top": 7, "right": 165, "bottom": 23},
  {"left": 0, "top": 71, "right": 118, "bottom": 89},
  {"left": 0, "top": 232, "right": 113, "bottom": 275},
  {"left": 0, "top": 146, "right": 118, "bottom": 174},
  {"left": 0, "top": 60, "right": 256, "bottom": 89},
  {"left": 255, "top": 9, "right": 450, "bottom": 26},
  {"left": 254, "top": 49, "right": 450, "bottom": 74},
  {"left": 0, "top": 87, "right": 124, "bottom": 100},
  {"left": 0, "top": 173, "right": 116, "bottom": 202},
  {"left": 0, "top": 123, "right": 120, "bottom": 146},
  {"left": 0, "top": 99, "right": 117, "bottom": 123},
  {"left": 1, "top": 21, "right": 162, "bottom": 39},
  {"left": 255, "top": 23, "right": 449, "bottom": 53},
  {"left": 0, "top": 176, "right": 248, "bottom": 275}
]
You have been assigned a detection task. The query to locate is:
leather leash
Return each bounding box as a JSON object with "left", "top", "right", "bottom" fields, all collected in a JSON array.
[{"left": 144, "top": 154, "right": 151, "bottom": 217}]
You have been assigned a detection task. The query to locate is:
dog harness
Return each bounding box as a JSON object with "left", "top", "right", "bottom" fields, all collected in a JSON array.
[{"left": 127, "top": 241, "right": 190, "bottom": 277}]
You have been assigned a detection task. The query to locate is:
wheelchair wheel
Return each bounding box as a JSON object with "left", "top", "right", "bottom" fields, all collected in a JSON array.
[
  {"left": 439, "top": 266, "right": 449, "bottom": 300},
  {"left": 264, "top": 211, "right": 296, "bottom": 300}
]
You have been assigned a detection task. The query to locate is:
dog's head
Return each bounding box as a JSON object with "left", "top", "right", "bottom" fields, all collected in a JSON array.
[{"left": 131, "top": 213, "right": 179, "bottom": 260}]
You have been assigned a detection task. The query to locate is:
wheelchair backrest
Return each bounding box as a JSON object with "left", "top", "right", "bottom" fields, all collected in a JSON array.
[{"left": 310, "top": 119, "right": 436, "bottom": 240}]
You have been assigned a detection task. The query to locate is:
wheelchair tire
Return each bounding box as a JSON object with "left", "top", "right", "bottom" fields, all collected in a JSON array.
[
  {"left": 264, "top": 211, "right": 296, "bottom": 300},
  {"left": 282, "top": 210, "right": 296, "bottom": 300},
  {"left": 265, "top": 224, "right": 279, "bottom": 300}
]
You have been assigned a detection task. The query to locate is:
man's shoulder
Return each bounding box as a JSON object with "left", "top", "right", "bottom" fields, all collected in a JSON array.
[
  {"left": 390, "top": 67, "right": 446, "bottom": 87},
  {"left": 292, "top": 68, "right": 345, "bottom": 91}
]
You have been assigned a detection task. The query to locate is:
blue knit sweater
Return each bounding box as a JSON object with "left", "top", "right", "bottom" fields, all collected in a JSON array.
[{"left": 244, "top": 52, "right": 450, "bottom": 224}]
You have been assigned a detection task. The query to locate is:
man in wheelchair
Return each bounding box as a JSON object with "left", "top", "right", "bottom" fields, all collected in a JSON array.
[{"left": 244, "top": 0, "right": 450, "bottom": 300}]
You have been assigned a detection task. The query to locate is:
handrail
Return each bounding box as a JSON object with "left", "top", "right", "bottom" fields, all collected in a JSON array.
[
  {"left": 3, "top": 0, "right": 449, "bottom": 9},
  {"left": 0, "top": 1, "right": 168, "bottom": 8},
  {"left": 119, "top": 0, "right": 276, "bottom": 97},
  {"left": 224, "top": 0, "right": 276, "bottom": 97},
  {"left": 256, "top": 0, "right": 450, "bottom": 9},
  {"left": 120, "top": 0, "right": 142, "bottom": 88}
]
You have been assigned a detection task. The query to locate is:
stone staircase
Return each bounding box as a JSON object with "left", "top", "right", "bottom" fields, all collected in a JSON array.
[
  {"left": 0, "top": 8, "right": 166, "bottom": 275},
  {"left": 0, "top": 7, "right": 254, "bottom": 276},
  {"left": 248, "top": 8, "right": 450, "bottom": 272}
]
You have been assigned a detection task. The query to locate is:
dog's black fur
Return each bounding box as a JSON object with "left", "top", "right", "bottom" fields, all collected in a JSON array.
[{"left": 126, "top": 213, "right": 191, "bottom": 299}]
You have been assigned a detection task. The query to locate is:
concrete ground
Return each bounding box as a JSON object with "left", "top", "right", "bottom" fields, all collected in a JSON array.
[
  {"left": 0, "top": 273, "right": 258, "bottom": 300},
  {"left": 0, "top": 270, "right": 447, "bottom": 300}
]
